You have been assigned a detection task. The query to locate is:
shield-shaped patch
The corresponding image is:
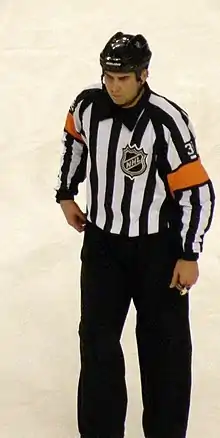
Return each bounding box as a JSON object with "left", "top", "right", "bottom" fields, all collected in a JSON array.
[{"left": 120, "top": 144, "right": 148, "bottom": 179}]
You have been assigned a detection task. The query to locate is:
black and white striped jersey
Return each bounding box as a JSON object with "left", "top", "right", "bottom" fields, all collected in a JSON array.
[{"left": 55, "top": 83, "right": 215, "bottom": 260}]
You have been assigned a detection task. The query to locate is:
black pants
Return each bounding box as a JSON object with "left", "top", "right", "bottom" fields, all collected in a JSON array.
[{"left": 78, "top": 223, "right": 192, "bottom": 438}]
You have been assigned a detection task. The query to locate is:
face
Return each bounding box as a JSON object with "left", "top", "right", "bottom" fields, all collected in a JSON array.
[{"left": 104, "top": 70, "right": 148, "bottom": 107}]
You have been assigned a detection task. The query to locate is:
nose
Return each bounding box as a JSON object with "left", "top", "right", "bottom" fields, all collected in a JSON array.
[{"left": 111, "top": 79, "right": 121, "bottom": 95}]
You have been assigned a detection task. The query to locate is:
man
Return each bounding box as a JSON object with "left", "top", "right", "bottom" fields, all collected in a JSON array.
[{"left": 55, "top": 32, "right": 215, "bottom": 438}]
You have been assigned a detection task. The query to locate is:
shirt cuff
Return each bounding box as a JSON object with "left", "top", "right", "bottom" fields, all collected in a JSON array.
[
  {"left": 55, "top": 190, "right": 74, "bottom": 203},
  {"left": 181, "top": 252, "right": 199, "bottom": 261}
]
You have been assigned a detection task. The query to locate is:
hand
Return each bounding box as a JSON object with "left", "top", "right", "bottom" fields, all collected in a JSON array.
[
  {"left": 60, "top": 200, "right": 86, "bottom": 232},
  {"left": 169, "top": 259, "right": 199, "bottom": 294}
]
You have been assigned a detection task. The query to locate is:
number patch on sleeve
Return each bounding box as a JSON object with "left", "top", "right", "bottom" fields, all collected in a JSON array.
[{"left": 184, "top": 141, "right": 197, "bottom": 159}]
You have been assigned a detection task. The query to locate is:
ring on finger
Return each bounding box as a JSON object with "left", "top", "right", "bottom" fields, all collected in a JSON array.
[{"left": 176, "top": 283, "right": 191, "bottom": 296}]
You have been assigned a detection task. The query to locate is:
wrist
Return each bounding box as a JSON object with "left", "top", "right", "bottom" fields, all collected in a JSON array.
[
  {"left": 181, "top": 252, "right": 199, "bottom": 261},
  {"left": 60, "top": 199, "right": 75, "bottom": 205}
]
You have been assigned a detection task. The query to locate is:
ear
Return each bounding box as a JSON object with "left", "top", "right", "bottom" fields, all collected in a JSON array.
[{"left": 140, "top": 69, "right": 148, "bottom": 83}]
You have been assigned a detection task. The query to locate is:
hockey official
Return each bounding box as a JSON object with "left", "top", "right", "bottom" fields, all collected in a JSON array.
[{"left": 55, "top": 32, "right": 215, "bottom": 438}]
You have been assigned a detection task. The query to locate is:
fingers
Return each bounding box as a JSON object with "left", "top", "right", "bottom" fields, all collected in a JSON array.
[
  {"left": 76, "top": 212, "right": 86, "bottom": 232},
  {"left": 170, "top": 273, "right": 191, "bottom": 296},
  {"left": 61, "top": 201, "right": 86, "bottom": 233},
  {"left": 169, "top": 265, "right": 179, "bottom": 288},
  {"left": 178, "top": 272, "right": 197, "bottom": 289},
  {"left": 170, "top": 259, "right": 199, "bottom": 290},
  {"left": 75, "top": 218, "right": 86, "bottom": 233},
  {"left": 67, "top": 215, "right": 86, "bottom": 233},
  {"left": 72, "top": 207, "right": 86, "bottom": 232},
  {"left": 176, "top": 283, "right": 191, "bottom": 296},
  {"left": 169, "top": 259, "right": 199, "bottom": 296},
  {"left": 77, "top": 210, "right": 86, "bottom": 223}
]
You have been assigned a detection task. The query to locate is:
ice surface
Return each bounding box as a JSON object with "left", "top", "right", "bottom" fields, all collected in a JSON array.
[{"left": 0, "top": 0, "right": 219, "bottom": 437}]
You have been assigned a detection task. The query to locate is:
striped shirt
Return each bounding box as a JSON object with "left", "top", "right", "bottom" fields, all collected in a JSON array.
[{"left": 55, "top": 83, "right": 215, "bottom": 260}]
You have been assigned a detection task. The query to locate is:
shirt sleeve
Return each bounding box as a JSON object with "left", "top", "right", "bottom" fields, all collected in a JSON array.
[
  {"left": 165, "top": 113, "right": 215, "bottom": 260},
  {"left": 55, "top": 99, "right": 88, "bottom": 203}
]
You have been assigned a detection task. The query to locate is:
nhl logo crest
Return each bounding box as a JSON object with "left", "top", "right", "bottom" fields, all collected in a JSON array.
[{"left": 120, "top": 144, "right": 148, "bottom": 179}]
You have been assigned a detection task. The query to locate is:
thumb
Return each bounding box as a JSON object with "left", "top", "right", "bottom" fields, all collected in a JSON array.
[{"left": 169, "top": 266, "right": 179, "bottom": 288}]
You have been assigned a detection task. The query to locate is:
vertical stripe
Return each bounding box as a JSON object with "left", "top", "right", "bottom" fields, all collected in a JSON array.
[
  {"left": 139, "top": 141, "right": 157, "bottom": 234},
  {"left": 129, "top": 120, "right": 156, "bottom": 236},
  {"left": 192, "top": 184, "right": 210, "bottom": 252},
  {"left": 164, "top": 125, "right": 182, "bottom": 170},
  {"left": 82, "top": 104, "right": 93, "bottom": 221},
  {"left": 86, "top": 155, "right": 92, "bottom": 221},
  {"left": 56, "top": 136, "right": 67, "bottom": 191},
  {"left": 110, "top": 127, "right": 131, "bottom": 234},
  {"left": 74, "top": 102, "right": 83, "bottom": 134},
  {"left": 187, "top": 118, "right": 197, "bottom": 141},
  {"left": 67, "top": 141, "right": 84, "bottom": 188},
  {"left": 57, "top": 133, "right": 73, "bottom": 189},
  {"left": 148, "top": 172, "right": 167, "bottom": 233},
  {"left": 139, "top": 117, "right": 167, "bottom": 234},
  {"left": 69, "top": 146, "right": 88, "bottom": 195},
  {"left": 184, "top": 187, "right": 201, "bottom": 253},
  {"left": 203, "top": 181, "right": 215, "bottom": 234},
  {"left": 104, "top": 120, "right": 122, "bottom": 232},
  {"left": 95, "top": 119, "right": 114, "bottom": 229},
  {"left": 193, "top": 183, "right": 214, "bottom": 252},
  {"left": 96, "top": 119, "right": 112, "bottom": 229},
  {"left": 178, "top": 190, "right": 192, "bottom": 249},
  {"left": 120, "top": 177, "right": 134, "bottom": 235},
  {"left": 153, "top": 123, "right": 175, "bottom": 232},
  {"left": 89, "top": 105, "right": 99, "bottom": 223}
]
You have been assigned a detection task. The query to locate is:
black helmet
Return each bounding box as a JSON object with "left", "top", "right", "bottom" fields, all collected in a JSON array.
[{"left": 100, "top": 32, "right": 152, "bottom": 73}]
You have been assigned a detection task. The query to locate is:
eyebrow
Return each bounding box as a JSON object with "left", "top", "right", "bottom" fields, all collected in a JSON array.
[{"left": 105, "top": 72, "right": 130, "bottom": 79}]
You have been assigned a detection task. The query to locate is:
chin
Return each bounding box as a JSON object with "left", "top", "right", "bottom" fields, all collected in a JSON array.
[{"left": 111, "top": 96, "right": 126, "bottom": 105}]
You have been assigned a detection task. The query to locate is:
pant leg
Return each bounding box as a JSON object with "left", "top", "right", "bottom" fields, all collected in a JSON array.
[
  {"left": 78, "top": 224, "right": 131, "bottom": 438},
  {"left": 133, "top": 232, "right": 192, "bottom": 438}
]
